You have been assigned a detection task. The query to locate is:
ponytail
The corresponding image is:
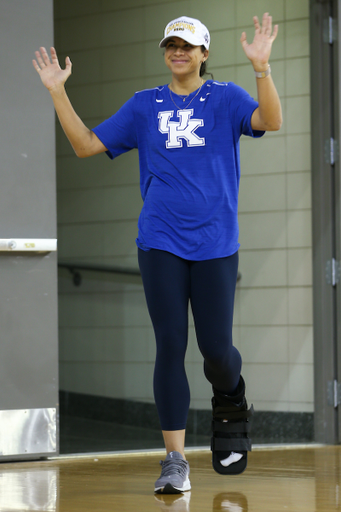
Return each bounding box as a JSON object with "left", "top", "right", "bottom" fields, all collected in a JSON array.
[{"left": 200, "top": 46, "right": 213, "bottom": 79}]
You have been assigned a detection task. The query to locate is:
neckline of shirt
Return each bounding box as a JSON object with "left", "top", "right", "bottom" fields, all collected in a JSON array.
[{"left": 166, "top": 80, "right": 212, "bottom": 99}]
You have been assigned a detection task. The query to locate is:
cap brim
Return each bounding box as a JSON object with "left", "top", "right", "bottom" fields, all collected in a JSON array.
[
  {"left": 159, "top": 33, "right": 200, "bottom": 48},
  {"left": 159, "top": 37, "right": 171, "bottom": 48}
]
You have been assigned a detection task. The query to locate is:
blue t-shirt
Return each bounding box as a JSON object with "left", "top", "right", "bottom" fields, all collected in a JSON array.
[{"left": 92, "top": 80, "right": 264, "bottom": 260}]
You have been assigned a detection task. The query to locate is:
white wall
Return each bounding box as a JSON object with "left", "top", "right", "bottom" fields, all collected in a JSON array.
[{"left": 56, "top": 0, "right": 312, "bottom": 413}]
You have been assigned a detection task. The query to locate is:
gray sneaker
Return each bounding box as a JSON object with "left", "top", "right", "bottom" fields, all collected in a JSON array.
[{"left": 154, "top": 451, "right": 191, "bottom": 494}]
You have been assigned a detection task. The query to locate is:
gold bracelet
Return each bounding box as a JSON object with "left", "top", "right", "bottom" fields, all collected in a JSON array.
[{"left": 254, "top": 65, "right": 271, "bottom": 78}]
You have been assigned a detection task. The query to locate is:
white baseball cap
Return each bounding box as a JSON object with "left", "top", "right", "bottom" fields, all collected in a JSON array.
[{"left": 159, "top": 16, "right": 210, "bottom": 50}]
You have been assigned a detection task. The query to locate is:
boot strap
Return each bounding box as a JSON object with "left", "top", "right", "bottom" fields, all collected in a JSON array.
[
  {"left": 211, "top": 437, "right": 252, "bottom": 452},
  {"left": 213, "top": 404, "right": 254, "bottom": 421},
  {"left": 212, "top": 420, "right": 252, "bottom": 434}
]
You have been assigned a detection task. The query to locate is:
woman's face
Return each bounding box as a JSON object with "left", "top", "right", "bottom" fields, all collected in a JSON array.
[{"left": 164, "top": 36, "right": 209, "bottom": 78}]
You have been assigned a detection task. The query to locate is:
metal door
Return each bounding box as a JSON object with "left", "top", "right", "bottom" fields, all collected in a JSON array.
[
  {"left": 310, "top": 0, "right": 341, "bottom": 443},
  {"left": 0, "top": 0, "right": 59, "bottom": 461}
]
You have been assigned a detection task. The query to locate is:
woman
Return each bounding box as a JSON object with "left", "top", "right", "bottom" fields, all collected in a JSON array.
[{"left": 33, "top": 13, "right": 281, "bottom": 494}]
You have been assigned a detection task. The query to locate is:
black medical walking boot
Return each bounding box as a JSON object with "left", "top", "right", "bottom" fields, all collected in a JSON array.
[{"left": 211, "top": 376, "right": 254, "bottom": 475}]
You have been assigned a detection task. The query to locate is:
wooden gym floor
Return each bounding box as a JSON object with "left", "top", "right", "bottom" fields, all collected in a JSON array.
[{"left": 0, "top": 445, "right": 340, "bottom": 511}]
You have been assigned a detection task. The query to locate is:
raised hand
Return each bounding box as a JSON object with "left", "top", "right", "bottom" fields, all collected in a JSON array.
[
  {"left": 32, "top": 47, "right": 72, "bottom": 92},
  {"left": 240, "top": 13, "right": 278, "bottom": 71}
]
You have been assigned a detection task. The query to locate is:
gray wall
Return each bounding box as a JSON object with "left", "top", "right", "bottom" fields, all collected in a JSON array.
[
  {"left": 56, "top": 0, "right": 312, "bottom": 414},
  {"left": 0, "top": 0, "right": 58, "bottom": 419}
]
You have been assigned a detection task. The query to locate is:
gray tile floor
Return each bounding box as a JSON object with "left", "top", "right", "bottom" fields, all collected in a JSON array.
[{"left": 60, "top": 416, "right": 210, "bottom": 454}]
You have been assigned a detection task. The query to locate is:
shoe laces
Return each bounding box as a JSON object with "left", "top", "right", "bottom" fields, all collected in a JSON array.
[{"left": 159, "top": 458, "right": 188, "bottom": 478}]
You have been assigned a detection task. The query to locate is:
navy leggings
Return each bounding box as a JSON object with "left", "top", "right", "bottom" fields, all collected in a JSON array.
[{"left": 138, "top": 248, "right": 241, "bottom": 431}]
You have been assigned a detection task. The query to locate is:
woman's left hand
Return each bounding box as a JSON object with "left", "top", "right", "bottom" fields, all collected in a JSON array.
[{"left": 240, "top": 12, "right": 278, "bottom": 71}]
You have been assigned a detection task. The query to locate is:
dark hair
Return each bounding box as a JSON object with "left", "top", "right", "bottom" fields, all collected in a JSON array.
[{"left": 200, "top": 45, "right": 214, "bottom": 79}]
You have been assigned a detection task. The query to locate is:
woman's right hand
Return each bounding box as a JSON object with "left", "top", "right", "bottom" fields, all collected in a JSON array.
[{"left": 32, "top": 47, "right": 72, "bottom": 92}]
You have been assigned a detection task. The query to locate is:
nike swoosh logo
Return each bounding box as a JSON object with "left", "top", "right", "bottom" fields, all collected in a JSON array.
[
  {"left": 156, "top": 99, "right": 164, "bottom": 103},
  {"left": 200, "top": 97, "right": 206, "bottom": 102}
]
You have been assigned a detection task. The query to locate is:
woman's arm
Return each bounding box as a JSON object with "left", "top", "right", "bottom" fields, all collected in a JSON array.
[
  {"left": 33, "top": 47, "right": 106, "bottom": 158},
  {"left": 240, "top": 13, "right": 283, "bottom": 131}
]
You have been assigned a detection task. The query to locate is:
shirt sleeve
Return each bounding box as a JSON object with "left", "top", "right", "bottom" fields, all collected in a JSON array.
[
  {"left": 92, "top": 96, "right": 138, "bottom": 160},
  {"left": 227, "top": 83, "right": 265, "bottom": 139}
]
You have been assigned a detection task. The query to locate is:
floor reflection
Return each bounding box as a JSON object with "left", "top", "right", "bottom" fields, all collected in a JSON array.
[
  {"left": 0, "top": 446, "right": 340, "bottom": 511},
  {"left": 213, "top": 493, "right": 248, "bottom": 511},
  {"left": 154, "top": 492, "right": 191, "bottom": 512},
  {"left": 0, "top": 467, "right": 58, "bottom": 511},
  {"left": 154, "top": 492, "right": 249, "bottom": 512}
]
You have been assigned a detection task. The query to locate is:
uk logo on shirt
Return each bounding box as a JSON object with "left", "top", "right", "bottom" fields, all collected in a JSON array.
[{"left": 158, "top": 109, "right": 205, "bottom": 148}]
